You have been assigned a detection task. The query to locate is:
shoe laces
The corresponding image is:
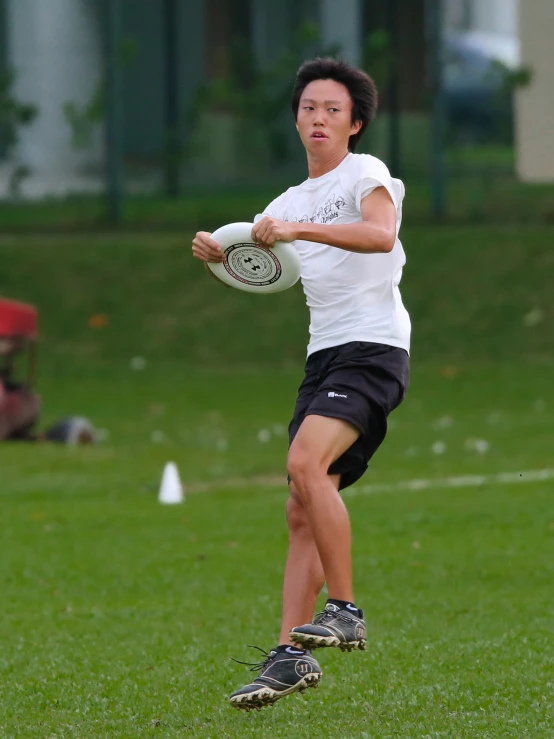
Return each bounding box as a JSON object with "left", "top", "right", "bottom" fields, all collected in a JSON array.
[
  {"left": 231, "top": 645, "right": 276, "bottom": 672},
  {"left": 313, "top": 610, "right": 336, "bottom": 625},
  {"left": 314, "top": 609, "right": 355, "bottom": 625}
]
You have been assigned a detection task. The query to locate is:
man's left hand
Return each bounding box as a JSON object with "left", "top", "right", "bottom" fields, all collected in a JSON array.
[{"left": 251, "top": 217, "right": 299, "bottom": 247}]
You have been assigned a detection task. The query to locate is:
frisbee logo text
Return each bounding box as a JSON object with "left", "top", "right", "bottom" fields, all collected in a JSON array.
[{"left": 224, "top": 243, "right": 282, "bottom": 287}]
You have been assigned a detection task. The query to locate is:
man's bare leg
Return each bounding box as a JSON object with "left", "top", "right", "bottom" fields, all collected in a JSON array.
[
  {"left": 0, "top": 387, "right": 41, "bottom": 441},
  {"left": 230, "top": 417, "right": 362, "bottom": 710},
  {"left": 286, "top": 415, "right": 367, "bottom": 651},
  {"left": 287, "top": 415, "right": 360, "bottom": 603},
  {"left": 278, "top": 476, "right": 340, "bottom": 645},
  {"left": 230, "top": 482, "right": 326, "bottom": 710}
]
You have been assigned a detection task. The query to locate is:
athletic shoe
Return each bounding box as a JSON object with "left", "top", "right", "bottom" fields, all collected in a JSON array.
[
  {"left": 289, "top": 602, "right": 367, "bottom": 651},
  {"left": 229, "top": 645, "right": 322, "bottom": 711}
]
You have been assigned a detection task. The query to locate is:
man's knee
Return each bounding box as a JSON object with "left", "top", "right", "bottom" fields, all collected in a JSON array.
[
  {"left": 287, "top": 448, "right": 324, "bottom": 492},
  {"left": 286, "top": 487, "right": 311, "bottom": 533}
]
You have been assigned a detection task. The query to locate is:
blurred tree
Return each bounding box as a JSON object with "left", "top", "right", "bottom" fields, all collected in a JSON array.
[
  {"left": 0, "top": 70, "right": 39, "bottom": 196},
  {"left": 363, "top": 0, "right": 427, "bottom": 112},
  {"left": 204, "top": 0, "right": 251, "bottom": 80},
  {"left": 62, "top": 38, "right": 139, "bottom": 151},
  {"left": 188, "top": 21, "right": 336, "bottom": 179},
  {"left": 0, "top": 71, "right": 38, "bottom": 153}
]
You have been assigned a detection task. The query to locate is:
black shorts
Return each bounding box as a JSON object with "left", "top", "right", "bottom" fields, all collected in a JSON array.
[{"left": 288, "top": 341, "right": 410, "bottom": 490}]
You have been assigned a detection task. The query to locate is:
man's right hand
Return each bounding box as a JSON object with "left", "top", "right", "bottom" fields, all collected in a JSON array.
[{"left": 192, "top": 232, "right": 225, "bottom": 263}]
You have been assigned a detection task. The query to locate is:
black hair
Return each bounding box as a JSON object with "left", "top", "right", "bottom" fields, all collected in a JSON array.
[{"left": 291, "top": 57, "right": 378, "bottom": 152}]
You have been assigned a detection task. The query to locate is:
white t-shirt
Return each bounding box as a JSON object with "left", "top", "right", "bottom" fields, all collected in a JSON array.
[{"left": 255, "top": 152, "right": 411, "bottom": 357}]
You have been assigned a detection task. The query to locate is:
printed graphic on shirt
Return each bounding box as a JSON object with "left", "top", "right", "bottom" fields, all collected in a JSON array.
[{"left": 290, "top": 193, "right": 347, "bottom": 225}]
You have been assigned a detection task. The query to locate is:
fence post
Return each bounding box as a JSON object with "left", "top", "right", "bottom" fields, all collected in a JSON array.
[
  {"left": 426, "top": 0, "right": 446, "bottom": 219},
  {"left": 387, "top": 0, "right": 401, "bottom": 178},
  {"left": 104, "top": 0, "right": 123, "bottom": 225},
  {"left": 163, "top": 0, "right": 180, "bottom": 197}
]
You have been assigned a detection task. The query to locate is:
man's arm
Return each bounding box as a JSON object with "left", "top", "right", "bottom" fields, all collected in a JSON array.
[
  {"left": 252, "top": 187, "right": 397, "bottom": 254},
  {"left": 192, "top": 231, "right": 231, "bottom": 285}
]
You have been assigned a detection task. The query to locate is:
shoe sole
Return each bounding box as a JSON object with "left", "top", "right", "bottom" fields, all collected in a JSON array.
[
  {"left": 289, "top": 632, "right": 367, "bottom": 652},
  {"left": 229, "top": 672, "right": 321, "bottom": 711}
]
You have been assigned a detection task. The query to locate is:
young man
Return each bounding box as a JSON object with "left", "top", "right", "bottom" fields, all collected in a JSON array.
[{"left": 192, "top": 57, "right": 411, "bottom": 711}]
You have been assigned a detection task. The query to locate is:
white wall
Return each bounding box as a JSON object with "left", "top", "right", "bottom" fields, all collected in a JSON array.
[
  {"left": 320, "top": 0, "right": 362, "bottom": 64},
  {"left": 445, "top": 0, "right": 518, "bottom": 35},
  {"left": 516, "top": 0, "right": 554, "bottom": 182},
  {"left": 470, "top": 0, "right": 518, "bottom": 36},
  {"left": 7, "top": 0, "right": 102, "bottom": 175},
  {"left": 250, "top": 0, "right": 292, "bottom": 70}
]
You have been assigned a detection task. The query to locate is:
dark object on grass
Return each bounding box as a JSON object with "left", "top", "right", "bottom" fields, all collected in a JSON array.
[
  {"left": 0, "top": 297, "right": 96, "bottom": 444},
  {"left": 44, "top": 417, "right": 96, "bottom": 445}
]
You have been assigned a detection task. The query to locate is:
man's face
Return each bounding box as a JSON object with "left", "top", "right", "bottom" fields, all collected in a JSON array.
[{"left": 296, "top": 79, "right": 361, "bottom": 155}]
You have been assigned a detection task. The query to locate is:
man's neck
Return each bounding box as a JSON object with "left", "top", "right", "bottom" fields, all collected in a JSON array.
[{"left": 307, "top": 150, "right": 350, "bottom": 179}]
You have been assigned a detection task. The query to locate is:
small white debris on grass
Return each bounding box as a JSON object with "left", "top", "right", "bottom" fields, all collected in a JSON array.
[
  {"left": 216, "top": 438, "right": 228, "bottom": 452},
  {"left": 257, "top": 429, "right": 271, "bottom": 444},
  {"left": 151, "top": 430, "right": 165, "bottom": 444},
  {"left": 474, "top": 439, "right": 490, "bottom": 454},
  {"left": 432, "top": 441, "right": 447, "bottom": 455},
  {"left": 465, "top": 438, "right": 490, "bottom": 454},
  {"left": 523, "top": 308, "right": 543, "bottom": 327},
  {"left": 272, "top": 424, "right": 286, "bottom": 437},
  {"left": 433, "top": 416, "right": 453, "bottom": 430},
  {"left": 130, "top": 356, "right": 147, "bottom": 371}
]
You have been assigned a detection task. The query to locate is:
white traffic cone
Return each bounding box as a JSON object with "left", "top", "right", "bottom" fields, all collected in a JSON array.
[{"left": 158, "top": 462, "right": 184, "bottom": 504}]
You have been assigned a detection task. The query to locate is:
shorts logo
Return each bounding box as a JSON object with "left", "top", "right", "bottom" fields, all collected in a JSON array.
[{"left": 328, "top": 391, "right": 348, "bottom": 399}]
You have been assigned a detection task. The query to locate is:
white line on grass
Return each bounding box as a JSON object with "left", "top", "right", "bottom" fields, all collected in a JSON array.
[
  {"left": 188, "top": 468, "right": 554, "bottom": 496},
  {"left": 343, "top": 468, "right": 554, "bottom": 497}
]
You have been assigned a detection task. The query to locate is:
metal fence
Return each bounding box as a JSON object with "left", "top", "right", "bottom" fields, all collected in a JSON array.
[{"left": 0, "top": 0, "right": 536, "bottom": 225}]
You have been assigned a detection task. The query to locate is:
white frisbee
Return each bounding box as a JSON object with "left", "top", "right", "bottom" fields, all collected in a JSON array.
[{"left": 207, "top": 222, "right": 301, "bottom": 294}]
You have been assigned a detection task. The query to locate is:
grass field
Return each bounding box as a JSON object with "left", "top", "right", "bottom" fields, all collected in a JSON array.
[{"left": 1, "top": 226, "right": 553, "bottom": 737}]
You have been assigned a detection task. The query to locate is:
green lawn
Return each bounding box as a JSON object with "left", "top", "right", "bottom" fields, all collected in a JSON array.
[
  {"left": 1, "top": 363, "right": 553, "bottom": 737},
  {"left": 1, "top": 227, "right": 553, "bottom": 737},
  {"left": 1, "top": 225, "right": 553, "bottom": 366}
]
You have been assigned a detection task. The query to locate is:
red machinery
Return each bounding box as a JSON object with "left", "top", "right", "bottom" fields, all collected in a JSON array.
[
  {"left": 0, "top": 297, "right": 95, "bottom": 443},
  {"left": 0, "top": 297, "right": 38, "bottom": 386}
]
